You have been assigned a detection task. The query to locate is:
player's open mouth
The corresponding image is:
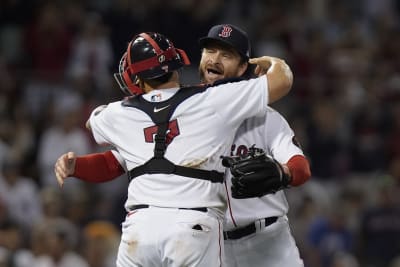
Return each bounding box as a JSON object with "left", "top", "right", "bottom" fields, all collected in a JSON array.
[{"left": 207, "top": 67, "right": 223, "bottom": 75}]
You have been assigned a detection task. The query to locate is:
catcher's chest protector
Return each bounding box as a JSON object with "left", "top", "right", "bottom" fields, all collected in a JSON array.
[{"left": 122, "top": 85, "right": 224, "bottom": 183}]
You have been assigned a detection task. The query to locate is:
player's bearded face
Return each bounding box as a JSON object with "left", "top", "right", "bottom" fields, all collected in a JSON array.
[{"left": 199, "top": 45, "right": 247, "bottom": 84}]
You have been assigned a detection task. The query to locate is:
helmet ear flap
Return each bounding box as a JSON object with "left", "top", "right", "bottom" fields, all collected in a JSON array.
[
  {"left": 114, "top": 48, "right": 145, "bottom": 96},
  {"left": 176, "top": 49, "right": 190, "bottom": 66},
  {"left": 122, "top": 69, "right": 142, "bottom": 94}
]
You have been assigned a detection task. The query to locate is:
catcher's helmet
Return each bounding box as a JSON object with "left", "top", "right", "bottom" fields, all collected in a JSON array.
[{"left": 114, "top": 32, "right": 190, "bottom": 96}]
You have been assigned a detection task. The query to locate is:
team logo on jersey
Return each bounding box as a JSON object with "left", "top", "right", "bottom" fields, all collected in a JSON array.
[
  {"left": 292, "top": 136, "right": 302, "bottom": 149},
  {"left": 218, "top": 25, "right": 232, "bottom": 38},
  {"left": 230, "top": 144, "right": 261, "bottom": 157},
  {"left": 151, "top": 93, "right": 162, "bottom": 102}
]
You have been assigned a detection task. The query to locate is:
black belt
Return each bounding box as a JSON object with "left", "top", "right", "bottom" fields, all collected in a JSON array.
[
  {"left": 223, "top": 217, "right": 278, "bottom": 240},
  {"left": 127, "top": 204, "right": 207, "bottom": 213}
]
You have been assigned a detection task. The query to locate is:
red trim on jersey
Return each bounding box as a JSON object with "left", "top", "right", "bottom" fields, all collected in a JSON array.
[
  {"left": 218, "top": 220, "right": 222, "bottom": 267},
  {"left": 73, "top": 151, "right": 125, "bottom": 182},
  {"left": 224, "top": 181, "right": 237, "bottom": 227},
  {"left": 286, "top": 155, "right": 311, "bottom": 186}
]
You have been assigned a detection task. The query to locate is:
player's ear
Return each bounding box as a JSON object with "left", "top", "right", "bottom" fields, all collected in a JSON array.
[
  {"left": 237, "top": 62, "right": 248, "bottom": 77},
  {"left": 136, "top": 77, "right": 145, "bottom": 89},
  {"left": 134, "top": 76, "right": 140, "bottom": 86},
  {"left": 85, "top": 119, "right": 91, "bottom": 130}
]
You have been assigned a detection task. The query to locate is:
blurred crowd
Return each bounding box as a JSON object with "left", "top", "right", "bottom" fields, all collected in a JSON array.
[{"left": 0, "top": 0, "right": 400, "bottom": 267}]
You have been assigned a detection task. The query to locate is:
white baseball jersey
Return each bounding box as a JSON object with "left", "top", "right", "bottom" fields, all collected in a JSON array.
[
  {"left": 224, "top": 106, "right": 304, "bottom": 230},
  {"left": 223, "top": 107, "right": 305, "bottom": 267},
  {"left": 88, "top": 76, "right": 268, "bottom": 218}
]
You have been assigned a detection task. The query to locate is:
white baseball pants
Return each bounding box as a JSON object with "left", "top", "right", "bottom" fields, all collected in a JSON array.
[{"left": 116, "top": 206, "right": 224, "bottom": 267}]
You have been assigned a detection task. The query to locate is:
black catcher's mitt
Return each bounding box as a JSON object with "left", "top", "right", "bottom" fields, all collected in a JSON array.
[{"left": 221, "top": 146, "right": 291, "bottom": 199}]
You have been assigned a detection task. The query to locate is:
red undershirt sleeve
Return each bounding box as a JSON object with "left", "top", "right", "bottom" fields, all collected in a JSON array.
[
  {"left": 286, "top": 155, "right": 311, "bottom": 186},
  {"left": 72, "top": 151, "right": 125, "bottom": 182}
]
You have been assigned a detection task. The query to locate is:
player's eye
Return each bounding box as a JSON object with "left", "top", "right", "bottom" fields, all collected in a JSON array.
[
  {"left": 205, "top": 48, "right": 216, "bottom": 54},
  {"left": 222, "top": 52, "right": 234, "bottom": 59}
]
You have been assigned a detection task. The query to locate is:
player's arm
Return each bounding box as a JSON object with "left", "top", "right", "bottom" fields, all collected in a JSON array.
[
  {"left": 85, "top": 104, "right": 108, "bottom": 130},
  {"left": 249, "top": 56, "right": 293, "bottom": 104},
  {"left": 223, "top": 151, "right": 311, "bottom": 198},
  {"left": 265, "top": 109, "right": 311, "bottom": 186},
  {"left": 54, "top": 151, "right": 125, "bottom": 187},
  {"left": 282, "top": 155, "right": 311, "bottom": 186}
]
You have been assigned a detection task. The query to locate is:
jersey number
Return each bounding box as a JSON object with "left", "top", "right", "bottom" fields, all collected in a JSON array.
[{"left": 144, "top": 119, "right": 180, "bottom": 145}]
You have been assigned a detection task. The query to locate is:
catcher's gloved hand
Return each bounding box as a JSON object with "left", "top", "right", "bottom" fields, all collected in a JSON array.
[{"left": 221, "top": 146, "right": 291, "bottom": 199}]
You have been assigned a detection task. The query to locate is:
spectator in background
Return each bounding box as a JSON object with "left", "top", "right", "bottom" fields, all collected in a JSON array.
[
  {"left": 306, "top": 99, "right": 349, "bottom": 179},
  {"left": 63, "top": 187, "right": 92, "bottom": 229},
  {"left": 23, "top": 2, "right": 71, "bottom": 82},
  {"left": 67, "top": 12, "right": 114, "bottom": 101},
  {"left": 0, "top": 158, "right": 42, "bottom": 231},
  {"left": 34, "top": 218, "right": 89, "bottom": 267},
  {"left": 39, "top": 187, "right": 65, "bottom": 220},
  {"left": 306, "top": 201, "right": 355, "bottom": 267},
  {"left": 82, "top": 221, "right": 120, "bottom": 267},
  {"left": 0, "top": 220, "right": 24, "bottom": 267},
  {"left": 21, "top": 2, "right": 72, "bottom": 123},
  {"left": 358, "top": 176, "right": 400, "bottom": 267},
  {"left": 37, "top": 93, "right": 90, "bottom": 189},
  {"left": 158, "top": 0, "right": 224, "bottom": 65}
]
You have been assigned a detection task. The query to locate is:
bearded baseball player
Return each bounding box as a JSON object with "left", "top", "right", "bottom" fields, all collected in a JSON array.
[
  {"left": 54, "top": 30, "right": 293, "bottom": 267},
  {"left": 199, "top": 24, "right": 311, "bottom": 267}
]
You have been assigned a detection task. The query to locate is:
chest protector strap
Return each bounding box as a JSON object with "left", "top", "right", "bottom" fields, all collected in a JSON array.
[{"left": 122, "top": 85, "right": 224, "bottom": 183}]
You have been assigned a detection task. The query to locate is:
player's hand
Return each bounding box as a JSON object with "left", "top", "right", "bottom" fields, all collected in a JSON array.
[
  {"left": 249, "top": 56, "right": 293, "bottom": 104},
  {"left": 54, "top": 152, "right": 76, "bottom": 188},
  {"left": 249, "top": 56, "right": 273, "bottom": 76},
  {"left": 250, "top": 56, "right": 287, "bottom": 76}
]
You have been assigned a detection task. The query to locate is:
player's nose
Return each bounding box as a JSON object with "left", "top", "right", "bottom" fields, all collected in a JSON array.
[{"left": 207, "top": 52, "right": 222, "bottom": 64}]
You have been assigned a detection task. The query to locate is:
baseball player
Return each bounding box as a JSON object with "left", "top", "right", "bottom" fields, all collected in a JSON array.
[
  {"left": 54, "top": 31, "right": 293, "bottom": 267},
  {"left": 199, "top": 24, "right": 311, "bottom": 267}
]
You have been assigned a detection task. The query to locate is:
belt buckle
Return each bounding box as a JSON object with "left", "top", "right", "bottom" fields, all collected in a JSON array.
[
  {"left": 255, "top": 216, "right": 278, "bottom": 232},
  {"left": 254, "top": 219, "right": 264, "bottom": 232}
]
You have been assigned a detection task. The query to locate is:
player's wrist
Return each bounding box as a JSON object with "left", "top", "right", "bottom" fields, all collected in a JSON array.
[{"left": 282, "top": 165, "right": 292, "bottom": 183}]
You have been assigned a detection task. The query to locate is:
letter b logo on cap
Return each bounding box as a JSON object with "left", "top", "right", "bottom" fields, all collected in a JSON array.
[{"left": 218, "top": 25, "right": 232, "bottom": 38}]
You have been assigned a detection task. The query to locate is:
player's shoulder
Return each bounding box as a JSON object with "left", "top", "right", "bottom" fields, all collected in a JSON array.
[
  {"left": 91, "top": 100, "right": 122, "bottom": 116},
  {"left": 265, "top": 106, "right": 285, "bottom": 117},
  {"left": 211, "top": 77, "right": 246, "bottom": 87},
  {"left": 265, "top": 106, "right": 279, "bottom": 115},
  {"left": 104, "top": 100, "right": 123, "bottom": 110},
  {"left": 263, "top": 106, "right": 291, "bottom": 126},
  {"left": 265, "top": 106, "right": 285, "bottom": 119},
  {"left": 210, "top": 76, "right": 265, "bottom": 89}
]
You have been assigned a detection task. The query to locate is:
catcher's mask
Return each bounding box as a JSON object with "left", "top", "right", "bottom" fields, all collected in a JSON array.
[{"left": 114, "top": 32, "right": 191, "bottom": 96}]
